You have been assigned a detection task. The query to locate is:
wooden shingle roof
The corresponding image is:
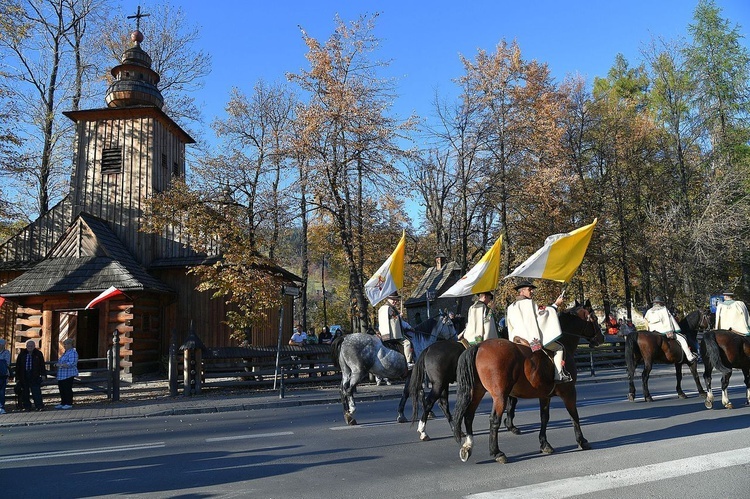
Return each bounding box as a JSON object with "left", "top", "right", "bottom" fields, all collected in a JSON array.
[
  {"left": 403, "top": 261, "right": 462, "bottom": 306},
  {"left": 0, "top": 212, "right": 172, "bottom": 297}
]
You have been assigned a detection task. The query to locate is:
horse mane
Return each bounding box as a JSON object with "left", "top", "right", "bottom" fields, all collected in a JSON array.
[{"left": 678, "top": 309, "right": 702, "bottom": 341}]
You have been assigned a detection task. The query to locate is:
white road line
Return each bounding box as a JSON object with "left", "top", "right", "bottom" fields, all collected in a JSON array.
[
  {"left": 0, "top": 442, "right": 166, "bottom": 463},
  {"left": 205, "top": 431, "right": 293, "bottom": 442},
  {"left": 465, "top": 446, "right": 750, "bottom": 499}
]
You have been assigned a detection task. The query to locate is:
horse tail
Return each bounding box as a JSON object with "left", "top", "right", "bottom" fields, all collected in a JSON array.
[
  {"left": 625, "top": 331, "right": 640, "bottom": 377},
  {"left": 453, "top": 345, "right": 479, "bottom": 443},
  {"left": 409, "top": 347, "right": 428, "bottom": 424},
  {"left": 330, "top": 335, "right": 345, "bottom": 370},
  {"left": 702, "top": 331, "right": 731, "bottom": 376}
]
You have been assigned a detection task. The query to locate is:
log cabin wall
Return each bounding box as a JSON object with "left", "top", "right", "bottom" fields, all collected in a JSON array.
[
  {"left": 152, "top": 268, "right": 230, "bottom": 349},
  {"left": 152, "top": 268, "right": 296, "bottom": 349},
  {"left": 0, "top": 271, "right": 22, "bottom": 343}
]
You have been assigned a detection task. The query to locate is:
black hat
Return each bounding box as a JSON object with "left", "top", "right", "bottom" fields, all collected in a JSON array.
[
  {"left": 388, "top": 291, "right": 400, "bottom": 298},
  {"left": 477, "top": 291, "right": 494, "bottom": 300},
  {"left": 653, "top": 296, "right": 665, "bottom": 304},
  {"left": 514, "top": 281, "right": 537, "bottom": 291}
]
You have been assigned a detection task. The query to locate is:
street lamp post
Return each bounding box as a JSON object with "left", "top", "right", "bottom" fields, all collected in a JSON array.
[
  {"left": 322, "top": 254, "right": 328, "bottom": 327},
  {"left": 426, "top": 290, "right": 436, "bottom": 319}
]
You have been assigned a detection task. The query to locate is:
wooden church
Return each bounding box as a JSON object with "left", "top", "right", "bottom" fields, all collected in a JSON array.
[{"left": 0, "top": 25, "right": 299, "bottom": 379}]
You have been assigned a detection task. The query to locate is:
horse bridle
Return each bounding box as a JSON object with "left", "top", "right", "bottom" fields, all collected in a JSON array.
[{"left": 565, "top": 305, "right": 603, "bottom": 344}]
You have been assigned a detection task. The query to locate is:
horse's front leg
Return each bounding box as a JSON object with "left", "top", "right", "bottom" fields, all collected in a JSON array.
[
  {"left": 721, "top": 370, "right": 734, "bottom": 409},
  {"left": 397, "top": 371, "right": 410, "bottom": 423},
  {"left": 675, "top": 363, "right": 687, "bottom": 399},
  {"left": 559, "top": 385, "right": 591, "bottom": 450},
  {"left": 538, "top": 397, "right": 554, "bottom": 454},
  {"left": 489, "top": 397, "right": 508, "bottom": 463},
  {"left": 743, "top": 368, "right": 750, "bottom": 406},
  {"left": 641, "top": 361, "right": 654, "bottom": 402},
  {"left": 504, "top": 396, "right": 521, "bottom": 434}
]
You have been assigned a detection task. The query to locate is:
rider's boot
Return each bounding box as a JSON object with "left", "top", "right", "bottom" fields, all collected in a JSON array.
[{"left": 554, "top": 350, "right": 572, "bottom": 383}]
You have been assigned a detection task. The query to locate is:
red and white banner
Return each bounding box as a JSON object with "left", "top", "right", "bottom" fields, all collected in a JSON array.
[{"left": 85, "top": 286, "right": 125, "bottom": 309}]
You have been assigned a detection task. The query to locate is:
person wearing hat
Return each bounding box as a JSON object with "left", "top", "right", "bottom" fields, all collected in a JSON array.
[
  {"left": 506, "top": 281, "right": 571, "bottom": 382},
  {"left": 714, "top": 291, "right": 750, "bottom": 335},
  {"left": 645, "top": 297, "right": 697, "bottom": 363},
  {"left": 0, "top": 338, "right": 10, "bottom": 414},
  {"left": 378, "top": 292, "right": 414, "bottom": 365},
  {"left": 458, "top": 291, "right": 498, "bottom": 346}
]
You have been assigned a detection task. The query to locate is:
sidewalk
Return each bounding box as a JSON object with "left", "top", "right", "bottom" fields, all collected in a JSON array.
[{"left": 0, "top": 366, "right": 668, "bottom": 428}]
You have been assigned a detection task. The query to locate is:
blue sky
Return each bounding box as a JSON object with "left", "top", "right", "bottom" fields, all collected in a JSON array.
[{"left": 162, "top": 0, "right": 749, "bottom": 128}]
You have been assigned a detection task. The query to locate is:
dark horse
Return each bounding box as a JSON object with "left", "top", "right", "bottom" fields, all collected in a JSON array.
[
  {"left": 625, "top": 309, "right": 708, "bottom": 402},
  {"left": 331, "top": 315, "right": 456, "bottom": 425},
  {"left": 701, "top": 330, "right": 750, "bottom": 409},
  {"left": 452, "top": 302, "right": 603, "bottom": 463},
  {"left": 408, "top": 339, "right": 466, "bottom": 441}
]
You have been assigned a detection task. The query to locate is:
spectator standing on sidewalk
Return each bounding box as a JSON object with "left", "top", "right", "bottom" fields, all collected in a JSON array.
[
  {"left": 0, "top": 339, "right": 10, "bottom": 414},
  {"left": 15, "top": 340, "right": 46, "bottom": 411},
  {"left": 55, "top": 339, "right": 79, "bottom": 410}
]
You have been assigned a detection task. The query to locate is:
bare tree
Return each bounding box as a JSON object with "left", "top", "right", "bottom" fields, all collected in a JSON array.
[{"left": 288, "top": 14, "right": 416, "bottom": 331}]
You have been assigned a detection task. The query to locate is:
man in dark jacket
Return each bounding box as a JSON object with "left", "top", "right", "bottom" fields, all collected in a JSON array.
[{"left": 14, "top": 340, "right": 46, "bottom": 411}]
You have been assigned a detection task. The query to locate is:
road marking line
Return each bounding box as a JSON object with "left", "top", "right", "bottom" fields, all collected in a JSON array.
[
  {"left": 0, "top": 442, "right": 166, "bottom": 463},
  {"left": 465, "top": 446, "right": 750, "bottom": 499},
  {"left": 205, "top": 431, "right": 293, "bottom": 442}
]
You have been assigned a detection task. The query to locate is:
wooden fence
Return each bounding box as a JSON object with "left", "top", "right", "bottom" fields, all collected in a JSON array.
[{"left": 177, "top": 337, "right": 633, "bottom": 396}]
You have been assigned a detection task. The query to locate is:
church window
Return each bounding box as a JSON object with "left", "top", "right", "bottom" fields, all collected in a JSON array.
[{"left": 101, "top": 147, "right": 123, "bottom": 174}]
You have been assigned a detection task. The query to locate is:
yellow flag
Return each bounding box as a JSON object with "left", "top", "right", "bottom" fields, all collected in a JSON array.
[
  {"left": 440, "top": 236, "right": 502, "bottom": 298},
  {"left": 365, "top": 231, "right": 406, "bottom": 306},
  {"left": 506, "top": 219, "right": 597, "bottom": 283}
]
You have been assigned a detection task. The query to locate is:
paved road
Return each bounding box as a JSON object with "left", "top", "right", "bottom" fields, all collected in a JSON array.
[{"left": 0, "top": 373, "right": 747, "bottom": 498}]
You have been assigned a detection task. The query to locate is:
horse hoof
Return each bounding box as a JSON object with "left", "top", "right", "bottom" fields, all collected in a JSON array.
[
  {"left": 579, "top": 439, "right": 591, "bottom": 451},
  {"left": 420, "top": 433, "right": 430, "bottom": 442},
  {"left": 494, "top": 453, "right": 508, "bottom": 463},
  {"left": 397, "top": 414, "right": 407, "bottom": 423},
  {"left": 541, "top": 444, "right": 555, "bottom": 454},
  {"left": 345, "top": 413, "right": 358, "bottom": 425},
  {"left": 459, "top": 446, "right": 472, "bottom": 463},
  {"left": 627, "top": 394, "right": 635, "bottom": 402},
  {"left": 700, "top": 392, "right": 707, "bottom": 399},
  {"left": 678, "top": 392, "right": 688, "bottom": 399},
  {"left": 427, "top": 411, "right": 436, "bottom": 420},
  {"left": 645, "top": 396, "right": 654, "bottom": 402},
  {"left": 704, "top": 399, "right": 713, "bottom": 410},
  {"left": 508, "top": 426, "right": 522, "bottom": 435},
  {"left": 725, "top": 402, "right": 734, "bottom": 409}
]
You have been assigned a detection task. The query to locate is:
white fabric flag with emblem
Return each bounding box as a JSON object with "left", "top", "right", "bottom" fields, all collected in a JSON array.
[
  {"left": 365, "top": 231, "right": 406, "bottom": 306},
  {"left": 440, "top": 236, "right": 502, "bottom": 298}
]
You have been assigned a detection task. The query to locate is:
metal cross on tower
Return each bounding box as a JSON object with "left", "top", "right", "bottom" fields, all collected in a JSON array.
[{"left": 127, "top": 5, "right": 150, "bottom": 31}]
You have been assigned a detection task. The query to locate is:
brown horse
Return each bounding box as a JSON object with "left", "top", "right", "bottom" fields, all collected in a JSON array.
[
  {"left": 625, "top": 309, "right": 708, "bottom": 402},
  {"left": 452, "top": 302, "right": 603, "bottom": 463},
  {"left": 701, "top": 330, "right": 750, "bottom": 409}
]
